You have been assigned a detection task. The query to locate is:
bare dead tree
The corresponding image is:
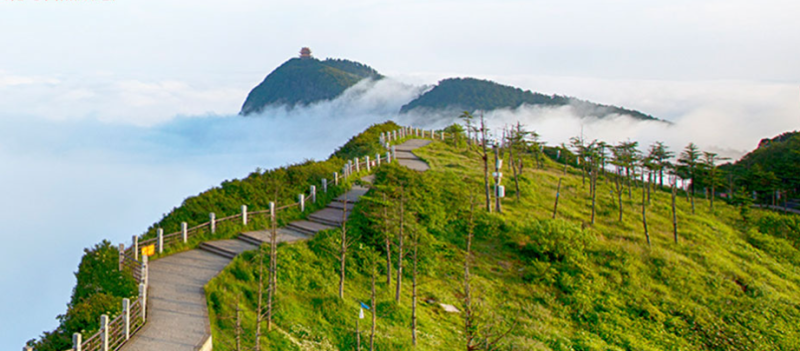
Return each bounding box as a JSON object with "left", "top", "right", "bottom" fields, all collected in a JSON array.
[
  {"left": 464, "top": 196, "right": 476, "bottom": 349},
  {"left": 671, "top": 175, "right": 679, "bottom": 244},
  {"left": 395, "top": 186, "right": 406, "bottom": 303},
  {"left": 552, "top": 146, "right": 568, "bottom": 219},
  {"left": 267, "top": 187, "right": 279, "bottom": 331},
  {"left": 255, "top": 242, "right": 264, "bottom": 351},
  {"left": 370, "top": 251, "right": 377, "bottom": 351},
  {"left": 383, "top": 193, "right": 392, "bottom": 287},
  {"left": 481, "top": 113, "right": 491, "bottom": 212},
  {"left": 339, "top": 196, "right": 349, "bottom": 299},
  {"left": 411, "top": 223, "right": 419, "bottom": 346},
  {"left": 641, "top": 170, "right": 650, "bottom": 246}
]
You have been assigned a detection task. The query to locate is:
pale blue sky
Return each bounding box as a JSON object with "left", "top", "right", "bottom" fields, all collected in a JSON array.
[{"left": 1, "top": 0, "right": 798, "bottom": 349}]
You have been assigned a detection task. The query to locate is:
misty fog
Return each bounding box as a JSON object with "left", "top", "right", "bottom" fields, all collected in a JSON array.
[{"left": 1, "top": 75, "right": 796, "bottom": 347}]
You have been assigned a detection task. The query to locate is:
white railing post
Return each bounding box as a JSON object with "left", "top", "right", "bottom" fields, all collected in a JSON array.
[
  {"left": 310, "top": 185, "right": 317, "bottom": 203},
  {"left": 132, "top": 235, "right": 139, "bottom": 261},
  {"left": 365, "top": 156, "right": 371, "bottom": 172},
  {"left": 242, "top": 205, "right": 248, "bottom": 225},
  {"left": 181, "top": 222, "right": 188, "bottom": 243},
  {"left": 139, "top": 283, "right": 147, "bottom": 322},
  {"left": 299, "top": 194, "right": 305, "bottom": 212},
  {"left": 387, "top": 151, "right": 391, "bottom": 163},
  {"left": 123, "top": 298, "right": 131, "bottom": 340},
  {"left": 334, "top": 172, "right": 339, "bottom": 186},
  {"left": 210, "top": 212, "right": 216, "bottom": 234},
  {"left": 157, "top": 228, "right": 164, "bottom": 254},
  {"left": 101, "top": 314, "right": 109, "bottom": 351},
  {"left": 142, "top": 254, "right": 149, "bottom": 286},
  {"left": 355, "top": 157, "right": 360, "bottom": 173},
  {"left": 322, "top": 178, "right": 328, "bottom": 193},
  {"left": 73, "top": 333, "right": 82, "bottom": 351},
  {"left": 119, "top": 243, "right": 125, "bottom": 271},
  {"left": 391, "top": 145, "right": 396, "bottom": 160},
  {"left": 269, "top": 202, "right": 276, "bottom": 223}
]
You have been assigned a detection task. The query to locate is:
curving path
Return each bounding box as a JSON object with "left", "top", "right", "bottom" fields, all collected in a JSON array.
[{"left": 120, "top": 139, "right": 430, "bottom": 351}]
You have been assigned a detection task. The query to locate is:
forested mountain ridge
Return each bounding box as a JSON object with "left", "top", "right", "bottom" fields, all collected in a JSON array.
[
  {"left": 727, "top": 130, "right": 800, "bottom": 203},
  {"left": 240, "top": 57, "right": 382, "bottom": 115},
  {"left": 400, "top": 77, "right": 661, "bottom": 121}
]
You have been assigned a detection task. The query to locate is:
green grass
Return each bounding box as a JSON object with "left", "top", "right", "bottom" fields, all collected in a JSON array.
[{"left": 206, "top": 137, "right": 800, "bottom": 350}]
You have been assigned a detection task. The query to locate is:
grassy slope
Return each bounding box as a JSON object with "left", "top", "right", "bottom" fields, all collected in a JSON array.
[{"left": 206, "top": 138, "right": 800, "bottom": 350}]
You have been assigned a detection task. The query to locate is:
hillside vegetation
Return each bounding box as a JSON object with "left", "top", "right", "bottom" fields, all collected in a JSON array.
[
  {"left": 205, "top": 131, "right": 800, "bottom": 350},
  {"left": 726, "top": 130, "right": 800, "bottom": 205},
  {"left": 400, "top": 78, "right": 660, "bottom": 122},
  {"left": 26, "top": 122, "right": 402, "bottom": 350},
  {"left": 240, "top": 57, "right": 382, "bottom": 115}
]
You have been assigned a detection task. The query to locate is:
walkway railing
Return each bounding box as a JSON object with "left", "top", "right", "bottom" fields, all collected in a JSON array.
[{"left": 56, "top": 125, "right": 447, "bottom": 351}]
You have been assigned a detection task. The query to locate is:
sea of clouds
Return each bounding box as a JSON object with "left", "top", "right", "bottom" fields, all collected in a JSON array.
[{"left": 0, "top": 72, "right": 796, "bottom": 349}]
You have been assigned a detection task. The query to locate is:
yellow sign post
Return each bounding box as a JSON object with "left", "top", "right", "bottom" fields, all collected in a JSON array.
[{"left": 141, "top": 244, "right": 155, "bottom": 257}]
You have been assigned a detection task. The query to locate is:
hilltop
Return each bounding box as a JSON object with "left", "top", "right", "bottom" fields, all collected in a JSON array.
[
  {"left": 400, "top": 77, "right": 661, "bottom": 121},
  {"left": 202, "top": 126, "right": 800, "bottom": 350},
  {"left": 240, "top": 53, "right": 660, "bottom": 121},
  {"left": 240, "top": 53, "right": 382, "bottom": 115},
  {"left": 400, "top": 78, "right": 658, "bottom": 120}
]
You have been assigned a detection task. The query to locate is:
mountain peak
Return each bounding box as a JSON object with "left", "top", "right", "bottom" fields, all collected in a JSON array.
[{"left": 240, "top": 55, "right": 382, "bottom": 115}]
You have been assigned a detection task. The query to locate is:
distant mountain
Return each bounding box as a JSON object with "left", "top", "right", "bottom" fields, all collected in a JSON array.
[
  {"left": 400, "top": 77, "right": 660, "bottom": 121},
  {"left": 240, "top": 56, "right": 382, "bottom": 115}
]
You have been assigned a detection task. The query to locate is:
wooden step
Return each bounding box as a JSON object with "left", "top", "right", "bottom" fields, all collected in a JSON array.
[
  {"left": 308, "top": 207, "right": 350, "bottom": 227},
  {"left": 198, "top": 242, "right": 237, "bottom": 259},
  {"left": 238, "top": 227, "right": 309, "bottom": 245},
  {"left": 199, "top": 240, "right": 257, "bottom": 259},
  {"left": 287, "top": 220, "right": 335, "bottom": 236},
  {"left": 335, "top": 186, "right": 369, "bottom": 203},
  {"left": 328, "top": 201, "right": 356, "bottom": 211}
]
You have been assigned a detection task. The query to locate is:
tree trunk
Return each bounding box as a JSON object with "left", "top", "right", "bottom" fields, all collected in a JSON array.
[
  {"left": 690, "top": 180, "right": 696, "bottom": 214},
  {"left": 370, "top": 258, "right": 376, "bottom": 351},
  {"left": 626, "top": 167, "right": 632, "bottom": 199},
  {"left": 464, "top": 200, "right": 475, "bottom": 349},
  {"left": 356, "top": 317, "right": 360, "bottom": 351},
  {"left": 672, "top": 179, "right": 678, "bottom": 244},
  {"left": 553, "top": 162, "right": 567, "bottom": 219},
  {"left": 482, "top": 116, "right": 491, "bottom": 213},
  {"left": 267, "top": 199, "right": 278, "bottom": 331},
  {"left": 647, "top": 172, "right": 652, "bottom": 205},
  {"left": 616, "top": 169, "right": 624, "bottom": 222},
  {"left": 642, "top": 172, "right": 650, "bottom": 246},
  {"left": 255, "top": 247, "right": 263, "bottom": 351},
  {"left": 494, "top": 144, "right": 502, "bottom": 214},
  {"left": 383, "top": 194, "right": 391, "bottom": 287},
  {"left": 412, "top": 229, "right": 418, "bottom": 346},
  {"left": 589, "top": 165, "right": 597, "bottom": 224},
  {"left": 710, "top": 168, "right": 715, "bottom": 212},
  {"left": 510, "top": 141, "right": 520, "bottom": 203},
  {"left": 395, "top": 189, "right": 404, "bottom": 303},
  {"left": 236, "top": 299, "right": 241, "bottom": 351},
  {"left": 339, "top": 198, "right": 348, "bottom": 299}
]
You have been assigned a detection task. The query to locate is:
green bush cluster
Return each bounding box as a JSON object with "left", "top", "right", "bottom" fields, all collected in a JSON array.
[
  {"left": 29, "top": 122, "right": 401, "bottom": 350},
  {"left": 207, "top": 134, "right": 800, "bottom": 350}
]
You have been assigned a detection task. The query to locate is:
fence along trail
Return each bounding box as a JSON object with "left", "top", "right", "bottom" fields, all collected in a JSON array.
[{"left": 56, "top": 127, "right": 437, "bottom": 351}]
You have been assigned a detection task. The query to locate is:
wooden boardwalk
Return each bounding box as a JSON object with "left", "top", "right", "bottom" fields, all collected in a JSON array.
[{"left": 119, "top": 139, "right": 430, "bottom": 351}]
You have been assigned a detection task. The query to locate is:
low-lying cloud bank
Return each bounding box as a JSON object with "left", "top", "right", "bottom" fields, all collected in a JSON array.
[
  {"left": 393, "top": 75, "right": 798, "bottom": 160},
  {"left": 1, "top": 72, "right": 796, "bottom": 348}
]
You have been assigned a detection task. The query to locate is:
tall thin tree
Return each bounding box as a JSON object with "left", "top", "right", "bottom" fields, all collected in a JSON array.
[{"left": 678, "top": 143, "right": 701, "bottom": 214}]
